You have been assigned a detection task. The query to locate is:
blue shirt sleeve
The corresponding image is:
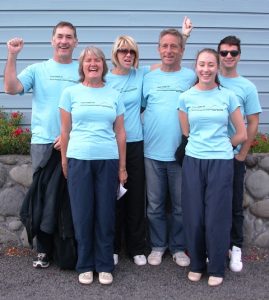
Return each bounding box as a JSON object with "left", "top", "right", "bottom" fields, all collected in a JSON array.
[
  {"left": 59, "top": 87, "right": 72, "bottom": 113},
  {"left": 17, "top": 64, "right": 36, "bottom": 94}
]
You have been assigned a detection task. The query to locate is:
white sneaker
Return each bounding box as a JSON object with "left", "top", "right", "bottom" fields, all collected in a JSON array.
[
  {"left": 78, "top": 271, "right": 93, "bottom": 284},
  {"left": 113, "top": 254, "right": 119, "bottom": 265},
  {"left": 188, "top": 271, "right": 202, "bottom": 282},
  {"left": 229, "top": 246, "right": 243, "bottom": 272},
  {"left": 133, "top": 255, "right": 147, "bottom": 266},
  {"left": 208, "top": 276, "right": 223, "bottom": 287},
  {"left": 147, "top": 251, "right": 164, "bottom": 265},
  {"left": 172, "top": 251, "right": 190, "bottom": 267},
  {"left": 99, "top": 272, "right": 113, "bottom": 285}
]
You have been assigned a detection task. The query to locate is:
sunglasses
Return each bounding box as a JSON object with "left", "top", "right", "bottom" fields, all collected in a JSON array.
[
  {"left": 219, "top": 50, "right": 240, "bottom": 57},
  {"left": 117, "top": 48, "right": 136, "bottom": 56}
]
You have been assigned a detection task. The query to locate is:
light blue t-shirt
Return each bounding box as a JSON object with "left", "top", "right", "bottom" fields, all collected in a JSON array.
[
  {"left": 59, "top": 83, "right": 125, "bottom": 160},
  {"left": 143, "top": 67, "right": 196, "bottom": 161},
  {"left": 219, "top": 75, "right": 262, "bottom": 154},
  {"left": 178, "top": 86, "right": 240, "bottom": 159},
  {"left": 18, "top": 59, "right": 79, "bottom": 144},
  {"left": 106, "top": 66, "right": 150, "bottom": 142}
]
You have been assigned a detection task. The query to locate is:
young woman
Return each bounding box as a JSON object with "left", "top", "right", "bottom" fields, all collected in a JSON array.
[
  {"left": 178, "top": 48, "right": 247, "bottom": 286},
  {"left": 60, "top": 46, "right": 127, "bottom": 285}
]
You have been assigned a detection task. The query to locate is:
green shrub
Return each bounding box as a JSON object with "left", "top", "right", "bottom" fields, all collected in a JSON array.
[
  {"left": 250, "top": 132, "right": 269, "bottom": 153},
  {"left": 0, "top": 110, "right": 31, "bottom": 155}
]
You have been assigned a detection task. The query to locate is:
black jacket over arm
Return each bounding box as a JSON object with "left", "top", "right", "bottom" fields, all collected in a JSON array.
[{"left": 20, "top": 145, "right": 74, "bottom": 246}]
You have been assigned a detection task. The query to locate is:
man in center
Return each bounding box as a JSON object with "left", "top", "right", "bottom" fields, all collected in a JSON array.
[{"left": 142, "top": 28, "right": 195, "bottom": 266}]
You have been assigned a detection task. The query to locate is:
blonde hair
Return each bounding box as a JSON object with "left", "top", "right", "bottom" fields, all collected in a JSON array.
[
  {"left": 111, "top": 35, "right": 139, "bottom": 68},
  {"left": 78, "top": 46, "right": 108, "bottom": 82}
]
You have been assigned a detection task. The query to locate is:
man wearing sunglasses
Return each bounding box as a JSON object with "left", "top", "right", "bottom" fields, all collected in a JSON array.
[{"left": 218, "top": 36, "right": 262, "bottom": 272}]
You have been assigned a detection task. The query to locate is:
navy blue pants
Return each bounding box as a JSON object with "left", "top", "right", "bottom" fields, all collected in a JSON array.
[
  {"left": 231, "top": 158, "right": 246, "bottom": 248},
  {"left": 67, "top": 159, "right": 118, "bottom": 273},
  {"left": 182, "top": 156, "right": 233, "bottom": 277},
  {"left": 114, "top": 141, "right": 146, "bottom": 257}
]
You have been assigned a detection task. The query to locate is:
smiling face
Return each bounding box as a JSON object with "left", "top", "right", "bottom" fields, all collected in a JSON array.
[
  {"left": 219, "top": 43, "right": 240, "bottom": 72},
  {"left": 82, "top": 52, "right": 104, "bottom": 83},
  {"left": 195, "top": 50, "right": 219, "bottom": 89},
  {"left": 51, "top": 26, "right": 77, "bottom": 63},
  {"left": 158, "top": 33, "right": 183, "bottom": 71}
]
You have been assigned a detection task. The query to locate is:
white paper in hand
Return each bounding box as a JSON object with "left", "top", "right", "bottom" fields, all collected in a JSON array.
[{"left": 117, "top": 183, "right": 127, "bottom": 200}]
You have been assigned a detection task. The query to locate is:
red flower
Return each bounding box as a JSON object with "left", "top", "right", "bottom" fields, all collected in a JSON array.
[
  {"left": 13, "top": 127, "right": 23, "bottom": 136},
  {"left": 11, "top": 112, "right": 20, "bottom": 119}
]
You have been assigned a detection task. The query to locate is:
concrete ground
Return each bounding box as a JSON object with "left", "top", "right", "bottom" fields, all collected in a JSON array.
[{"left": 0, "top": 244, "right": 268, "bottom": 300}]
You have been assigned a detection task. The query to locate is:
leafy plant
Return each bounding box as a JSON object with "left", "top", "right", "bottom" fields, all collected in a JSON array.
[
  {"left": 250, "top": 132, "right": 269, "bottom": 153},
  {"left": 0, "top": 110, "right": 31, "bottom": 155}
]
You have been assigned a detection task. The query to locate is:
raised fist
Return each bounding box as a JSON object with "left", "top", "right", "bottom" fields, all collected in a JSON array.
[{"left": 7, "top": 38, "right": 24, "bottom": 55}]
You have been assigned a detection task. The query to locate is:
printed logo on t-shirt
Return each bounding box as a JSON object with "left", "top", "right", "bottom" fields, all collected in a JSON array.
[
  {"left": 50, "top": 75, "right": 78, "bottom": 83},
  {"left": 155, "top": 85, "right": 184, "bottom": 93},
  {"left": 120, "top": 86, "right": 137, "bottom": 93},
  {"left": 189, "top": 104, "right": 226, "bottom": 112},
  {"left": 80, "top": 101, "right": 114, "bottom": 110}
]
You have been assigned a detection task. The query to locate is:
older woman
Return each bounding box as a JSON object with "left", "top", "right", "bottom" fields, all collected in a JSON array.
[{"left": 59, "top": 46, "right": 127, "bottom": 285}]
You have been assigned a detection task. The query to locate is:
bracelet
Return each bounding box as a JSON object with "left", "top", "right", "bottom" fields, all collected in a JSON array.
[
  {"left": 119, "top": 168, "right": 126, "bottom": 172},
  {"left": 182, "top": 33, "right": 190, "bottom": 38}
]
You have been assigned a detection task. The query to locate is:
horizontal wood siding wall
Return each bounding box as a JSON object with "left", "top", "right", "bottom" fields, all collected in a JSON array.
[{"left": 0, "top": 0, "right": 268, "bottom": 132}]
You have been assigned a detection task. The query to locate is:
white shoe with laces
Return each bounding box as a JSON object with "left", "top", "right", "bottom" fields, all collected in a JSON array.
[
  {"left": 172, "top": 251, "right": 190, "bottom": 267},
  {"left": 229, "top": 246, "right": 243, "bottom": 272},
  {"left": 147, "top": 251, "right": 164, "bottom": 265},
  {"left": 78, "top": 271, "right": 93, "bottom": 284},
  {"left": 133, "top": 255, "right": 147, "bottom": 266},
  {"left": 99, "top": 272, "right": 113, "bottom": 285}
]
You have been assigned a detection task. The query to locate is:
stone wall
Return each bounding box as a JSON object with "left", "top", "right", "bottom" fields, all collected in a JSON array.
[
  {"left": 0, "top": 155, "right": 32, "bottom": 247},
  {"left": 0, "top": 154, "right": 269, "bottom": 248},
  {"left": 244, "top": 154, "right": 269, "bottom": 247}
]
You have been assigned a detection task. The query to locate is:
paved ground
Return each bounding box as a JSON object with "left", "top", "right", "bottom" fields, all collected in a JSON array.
[{"left": 0, "top": 244, "right": 268, "bottom": 300}]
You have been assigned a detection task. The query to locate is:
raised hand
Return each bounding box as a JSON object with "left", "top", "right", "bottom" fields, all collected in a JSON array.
[
  {"left": 7, "top": 38, "right": 24, "bottom": 55},
  {"left": 182, "top": 16, "right": 193, "bottom": 37}
]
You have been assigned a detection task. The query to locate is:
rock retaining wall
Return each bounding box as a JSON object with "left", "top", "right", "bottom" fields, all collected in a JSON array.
[
  {"left": 0, "top": 154, "right": 269, "bottom": 248},
  {"left": 0, "top": 155, "right": 32, "bottom": 247},
  {"left": 244, "top": 154, "right": 269, "bottom": 247}
]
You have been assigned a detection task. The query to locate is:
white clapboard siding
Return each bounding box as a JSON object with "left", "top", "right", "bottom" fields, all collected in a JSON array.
[{"left": 0, "top": 0, "right": 268, "bottom": 132}]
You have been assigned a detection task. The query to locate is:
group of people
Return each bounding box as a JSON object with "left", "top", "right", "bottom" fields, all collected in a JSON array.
[{"left": 3, "top": 17, "right": 261, "bottom": 287}]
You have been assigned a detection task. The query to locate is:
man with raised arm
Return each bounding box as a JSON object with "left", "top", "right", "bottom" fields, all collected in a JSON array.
[{"left": 4, "top": 21, "right": 79, "bottom": 269}]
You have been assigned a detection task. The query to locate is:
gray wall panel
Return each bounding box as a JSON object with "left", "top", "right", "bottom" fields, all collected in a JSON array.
[
  {"left": 0, "top": 1, "right": 268, "bottom": 132},
  {"left": 1, "top": 0, "right": 269, "bottom": 13},
  {"left": 1, "top": 28, "right": 269, "bottom": 44}
]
